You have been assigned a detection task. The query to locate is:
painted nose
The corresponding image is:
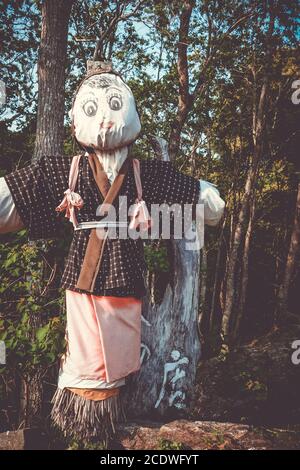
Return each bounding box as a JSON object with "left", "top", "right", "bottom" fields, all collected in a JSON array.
[{"left": 100, "top": 121, "right": 114, "bottom": 129}]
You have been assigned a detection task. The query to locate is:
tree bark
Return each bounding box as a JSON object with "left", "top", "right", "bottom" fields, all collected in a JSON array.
[
  {"left": 209, "top": 216, "right": 226, "bottom": 334},
  {"left": 198, "top": 246, "right": 207, "bottom": 344},
  {"left": 233, "top": 192, "right": 256, "bottom": 342},
  {"left": 169, "top": 0, "right": 194, "bottom": 159},
  {"left": 34, "top": 0, "right": 74, "bottom": 161},
  {"left": 275, "top": 181, "right": 300, "bottom": 323}
]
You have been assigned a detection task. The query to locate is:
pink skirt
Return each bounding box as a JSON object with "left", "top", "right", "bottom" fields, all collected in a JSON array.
[{"left": 59, "top": 290, "right": 142, "bottom": 383}]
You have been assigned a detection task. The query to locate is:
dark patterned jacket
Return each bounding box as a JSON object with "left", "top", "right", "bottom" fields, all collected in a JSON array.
[{"left": 5, "top": 155, "right": 200, "bottom": 299}]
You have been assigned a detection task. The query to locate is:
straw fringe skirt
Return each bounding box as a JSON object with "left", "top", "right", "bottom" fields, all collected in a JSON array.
[{"left": 51, "top": 290, "right": 142, "bottom": 443}]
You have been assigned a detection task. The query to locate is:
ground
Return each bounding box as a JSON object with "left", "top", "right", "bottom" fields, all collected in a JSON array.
[{"left": 1, "top": 420, "right": 300, "bottom": 450}]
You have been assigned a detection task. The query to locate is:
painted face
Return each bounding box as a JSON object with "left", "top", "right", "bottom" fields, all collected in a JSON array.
[{"left": 72, "top": 73, "right": 141, "bottom": 151}]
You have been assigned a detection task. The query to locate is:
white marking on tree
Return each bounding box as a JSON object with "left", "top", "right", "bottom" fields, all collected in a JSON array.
[
  {"left": 169, "top": 390, "right": 186, "bottom": 408},
  {"left": 154, "top": 350, "right": 189, "bottom": 409},
  {"left": 141, "top": 315, "right": 151, "bottom": 327},
  {"left": 140, "top": 343, "right": 151, "bottom": 365}
]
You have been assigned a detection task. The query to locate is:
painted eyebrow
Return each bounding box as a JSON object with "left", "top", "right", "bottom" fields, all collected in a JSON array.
[
  {"left": 105, "top": 86, "right": 123, "bottom": 94},
  {"left": 80, "top": 92, "right": 98, "bottom": 101}
]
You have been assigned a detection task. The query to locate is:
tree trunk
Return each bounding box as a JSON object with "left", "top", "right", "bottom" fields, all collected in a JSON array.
[
  {"left": 221, "top": 163, "right": 256, "bottom": 345},
  {"left": 34, "top": 0, "right": 74, "bottom": 161},
  {"left": 221, "top": 7, "right": 275, "bottom": 346},
  {"left": 124, "top": 137, "right": 201, "bottom": 418},
  {"left": 275, "top": 181, "right": 300, "bottom": 323},
  {"left": 233, "top": 192, "right": 256, "bottom": 342},
  {"left": 221, "top": 79, "right": 268, "bottom": 347},
  {"left": 209, "top": 216, "right": 226, "bottom": 334},
  {"left": 168, "top": 0, "right": 194, "bottom": 159},
  {"left": 21, "top": 0, "right": 74, "bottom": 427},
  {"left": 198, "top": 246, "right": 207, "bottom": 344}
]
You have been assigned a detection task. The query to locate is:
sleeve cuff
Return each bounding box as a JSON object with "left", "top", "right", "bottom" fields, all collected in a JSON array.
[
  {"left": 199, "top": 179, "right": 225, "bottom": 226},
  {"left": 0, "top": 177, "right": 24, "bottom": 233}
]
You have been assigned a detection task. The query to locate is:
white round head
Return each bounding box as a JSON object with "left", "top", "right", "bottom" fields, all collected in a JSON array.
[{"left": 71, "top": 72, "right": 141, "bottom": 151}]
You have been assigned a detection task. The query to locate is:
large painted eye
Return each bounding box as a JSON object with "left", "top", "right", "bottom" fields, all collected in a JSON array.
[
  {"left": 108, "top": 93, "right": 122, "bottom": 111},
  {"left": 83, "top": 100, "right": 98, "bottom": 117}
]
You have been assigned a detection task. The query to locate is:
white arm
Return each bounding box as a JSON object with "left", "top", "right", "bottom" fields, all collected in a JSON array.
[
  {"left": 0, "top": 177, "right": 24, "bottom": 233},
  {"left": 199, "top": 180, "right": 225, "bottom": 226}
]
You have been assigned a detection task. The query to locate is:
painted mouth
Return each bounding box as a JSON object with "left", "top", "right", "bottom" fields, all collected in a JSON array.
[{"left": 100, "top": 121, "right": 114, "bottom": 129}]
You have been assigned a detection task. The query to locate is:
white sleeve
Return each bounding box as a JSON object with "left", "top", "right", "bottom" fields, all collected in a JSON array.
[
  {"left": 198, "top": 180, "right": 225, "bottom": 226},
  {"left": 0, "top": 177, "right": 24, "bottom": 233}
]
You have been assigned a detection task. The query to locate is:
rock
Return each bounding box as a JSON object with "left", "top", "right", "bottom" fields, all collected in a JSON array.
[
  {"left": 116, "top": 421, "right": 164, "bottom": 450},
  {"left": 2, "top": 421, "right": 299, "bottom": 450},
  {"left": 0, "top": 428, "right": 48, "bottom": 450},
  {"left": 190, "top": 326, "right": 300, "bottom": 425},
  {"left": 116, "top": 419, "right": 300, "bottom": 450}
]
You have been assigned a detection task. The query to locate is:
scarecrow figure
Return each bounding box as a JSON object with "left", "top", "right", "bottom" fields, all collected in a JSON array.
[{"left": 0, "top": 60, "right": 225, "bottom": 444}]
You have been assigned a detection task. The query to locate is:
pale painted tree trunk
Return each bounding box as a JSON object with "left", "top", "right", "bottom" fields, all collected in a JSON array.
[{"left": 124, "top": 137, "right": 201, "bottom": 418}]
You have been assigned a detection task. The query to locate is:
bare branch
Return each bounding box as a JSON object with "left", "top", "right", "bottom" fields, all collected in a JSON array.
[
  {"left": 96, "top": 0, "right": 145, "bottom": 51},
  {"left": 170, "top": 4, "right": 257, "bottom": 158},
  {"left": 192, "top": 9, "right": 256, "bottom": 99}
]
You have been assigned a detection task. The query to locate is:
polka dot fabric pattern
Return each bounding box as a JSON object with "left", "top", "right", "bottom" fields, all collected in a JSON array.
[
  {"left": 5, "top": 155, "right": 200, "bottom": 299},
  {"left": 4, "top": 155, "right": 72, "bottom": 240}
]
